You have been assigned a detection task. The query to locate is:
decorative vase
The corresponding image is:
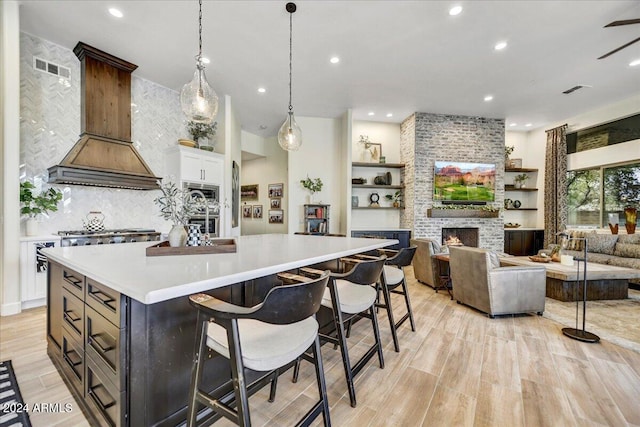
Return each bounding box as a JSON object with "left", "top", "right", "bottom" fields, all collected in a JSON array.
[
  {"left": 187, "top": 224, "right": 201, "bottom": 246},
  {"left": 26, "top": 218, "right": 38, "bottom": 236},
  {"left": 168, "top": 225, "right": 187, "bottom": 247},
  {"left": 625, "top": 207, "right": 637, "bottom": 234},
  {"left": 608, "top": 213, "right": 619, "bottom": 235}
]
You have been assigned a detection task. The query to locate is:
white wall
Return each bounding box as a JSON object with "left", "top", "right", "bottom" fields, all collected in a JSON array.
[
  {"left": 241, "top": 134, "right": 288, "bottom": 235},
  {"left": 288, "top": 116, "right": 344, "bottom": 234},
  {"left": 506, "top": 93, "right": 640, "bottom": 228},
  {"left": 350, "top": 120, "right": 402, "bottom": 230},
  {"left": 1, "top": 1, "right": 21, "bottom": 316},
  {"left": 221, "top": 95, "right": 242, "bottom": 237}
]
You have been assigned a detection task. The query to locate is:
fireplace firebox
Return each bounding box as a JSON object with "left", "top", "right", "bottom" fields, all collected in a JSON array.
[{"left": 442, "top": 228, "right": 479, "bottom": 247}]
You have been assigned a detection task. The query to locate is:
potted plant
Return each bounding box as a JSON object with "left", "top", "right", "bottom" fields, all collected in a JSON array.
[
  {"left": 385, "top": 190, "right": 403, "bottom": 208},
  {"left": 20, "top": 181, "right": 63, "bottom": 236},
  {"left": 514, "top": 173, "right": 529, "bottom": 189},
  {"left": 154, "top": 180, "right": 204, "bottom": 247},
  {"left": 300, "top": 176, "right": 323, "bottom": 203},
  {"left": 187, "top": 121, "right": 217, "bottom": 151},
  {"left": 505, "top": 145, "right": 515, "bottom": 168}
]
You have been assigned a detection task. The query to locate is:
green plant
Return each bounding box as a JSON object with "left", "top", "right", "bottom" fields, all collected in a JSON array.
[
  {"left": 20, "top": 181, "right": 63, "bottom": 218},
  {"left": 300, "top": 176, "right": 323, "bottom": 194},
  {"left": 187, "top": 121, "right": 217, "bottom": 143},
  {"left": 514, "top": 173, "right": 529, "bottom": 183},
  {"left": 385, "top": 190, "right": 403, "bottom": 203},
  {"left": 432, "top": 204, "right": 500, "bottom": 212},
  {"left": 505, "top": 145, "right": 515, "bottom": 159},
  {"left": 154, "top": 180, "right": 204, "bottom": 225}
]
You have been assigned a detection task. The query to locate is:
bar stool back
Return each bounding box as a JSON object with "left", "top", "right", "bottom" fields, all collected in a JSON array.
[{"left": 186, "top": 272, "right": 331, "bottom": 427}]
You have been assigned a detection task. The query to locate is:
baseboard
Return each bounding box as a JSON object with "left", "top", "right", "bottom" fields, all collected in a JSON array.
[
  {"left": 21, "top": 298, "right": 46, "bottom": 310},
  {"left": 1, "top": 301, "right": 22, "bottom": 316}
]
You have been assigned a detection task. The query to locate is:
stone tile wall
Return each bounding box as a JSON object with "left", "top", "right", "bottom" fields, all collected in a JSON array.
[{"left": 400, "top": 112, "right": 505, "bottom": 251}]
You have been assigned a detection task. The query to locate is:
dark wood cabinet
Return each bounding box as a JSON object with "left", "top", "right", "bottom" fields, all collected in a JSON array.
[
  {"left": 351, "top": 230, "right": 411, "bottom": 250},
  {"left": 504, "top": 229, "right": 545, "bottom": 256}
]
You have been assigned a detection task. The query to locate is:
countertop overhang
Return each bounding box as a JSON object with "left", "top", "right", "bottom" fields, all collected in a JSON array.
[{"left": 42, "top": 234, "right": 398, "bottom": 305}]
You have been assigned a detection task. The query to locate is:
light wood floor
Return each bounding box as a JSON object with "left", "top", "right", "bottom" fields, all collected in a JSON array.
[{"left": 2, "top": 268, "right": 640, "bottom": 427}]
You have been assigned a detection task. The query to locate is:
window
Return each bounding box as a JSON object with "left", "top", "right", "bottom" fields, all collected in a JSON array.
[{"left": 567, "top": 162, "right": 640, "bottom": 227}]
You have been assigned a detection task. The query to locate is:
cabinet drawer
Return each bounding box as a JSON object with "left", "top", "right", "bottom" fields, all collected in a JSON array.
[
  {"left": 86, "top": 279, "right": 124, "bottom": 327},
  {"left": 62, "top": 267, "right": 85, "bottom": 300},
  {"left": 62, "top": 287, "right": 84, "bottom": 342},
  {"left": 61, "top": 328, "right": 84, "bottom": 398},
  {"left": 85, "top": 355, "right": 125, "bottom": 427},
  {"left": 85, "top": 306, "right": 126, "bottom": 390}
]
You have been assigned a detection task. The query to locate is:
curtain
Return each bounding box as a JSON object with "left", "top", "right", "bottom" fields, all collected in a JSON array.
[{"left": 544, "top": 124, "right": 568, "bottom": 248}]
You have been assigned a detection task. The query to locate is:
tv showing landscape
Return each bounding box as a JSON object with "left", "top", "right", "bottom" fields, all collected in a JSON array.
[{"left": 433, "top": 161, "right": 496, "bottom": 203}]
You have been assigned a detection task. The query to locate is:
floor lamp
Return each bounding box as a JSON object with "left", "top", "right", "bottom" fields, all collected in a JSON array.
[{"left": 557, "top": 233, "right": 600, "bottom": 343}]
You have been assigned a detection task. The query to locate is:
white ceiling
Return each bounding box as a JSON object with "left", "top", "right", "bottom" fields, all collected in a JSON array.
[{"left": 18, "top": 0, "right": 640, "bottom": 137}]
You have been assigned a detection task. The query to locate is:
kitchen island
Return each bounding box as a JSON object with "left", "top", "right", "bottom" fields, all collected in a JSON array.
[{"left": 42, "top": 234, "right": 397, "bottom": 427}]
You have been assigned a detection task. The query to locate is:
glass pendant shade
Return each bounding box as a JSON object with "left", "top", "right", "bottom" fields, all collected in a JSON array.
[
  {"left": 180, "top": 63, "right": 219, "bottom": 124},
  {"left": 278, "top": 111, "right": 302, "bottom": 151}
]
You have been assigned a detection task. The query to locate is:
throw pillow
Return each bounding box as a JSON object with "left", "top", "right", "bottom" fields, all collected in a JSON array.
[
  {"left": 586, "top": 234, "right": 618, "bottom": 255},
  {"left": 613, "top": 243, "right": 640, "bottom": 258},
  {"left": 488, "top": 251, "right": 501, "bottom": 269},
  {"left": 431, "top": 239, "right": 442, "bottom": 254},
  {"left": 618, "top": 234, "right": 640, "bottom": 245}
]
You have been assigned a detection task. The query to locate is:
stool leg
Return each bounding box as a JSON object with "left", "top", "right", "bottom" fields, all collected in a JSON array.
[
  {"left": 311, "top": 335, "right": 331, "bottom": 427},
  {"left": 292, "top": 357, "right": 301, "bottom": 383},
  {"left": 370, "top": 305, "right": 385, "bottom": 369},
  {"left": 268, "top": 369, "right": 278, "bottom": 402},
  {"left": 380, "top": 282, "right": 400, "bottom": 352},
  {"left": 227, "top": 319, "right": 251, "bottom": 427},
  {"left": 187, "top": 313, "right": 208, "bottom": 427},
  {"left": 400, "top": 278, "right": 416, "bottom": 332},
  {"left": 329, "top": 282, "right": 357, "bottom": 407}
]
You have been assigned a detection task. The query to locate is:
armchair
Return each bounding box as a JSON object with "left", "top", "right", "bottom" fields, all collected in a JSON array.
[
  {"left": 448, "top": 246, "right": 546, "bottom": 317},
  {"left": 410, "top": 238, "right": 441, "bottom": 288}
]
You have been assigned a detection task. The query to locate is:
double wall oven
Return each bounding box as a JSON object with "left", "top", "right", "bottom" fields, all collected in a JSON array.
[{"left": 184, "top": 182, "right": 220, "bottom": 237}]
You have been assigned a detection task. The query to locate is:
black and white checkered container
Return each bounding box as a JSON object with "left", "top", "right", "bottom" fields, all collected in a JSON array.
[{"left": 187, "top": 224, "right": 201, "bottom": 246}]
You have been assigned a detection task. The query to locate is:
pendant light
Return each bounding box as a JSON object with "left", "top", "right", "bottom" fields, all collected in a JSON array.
[
  {"left": 181, "top": 0, "right": 218, "bottom": 124},
  {"left": 278, "top": 2, "right": 302, "bottom": 151}
]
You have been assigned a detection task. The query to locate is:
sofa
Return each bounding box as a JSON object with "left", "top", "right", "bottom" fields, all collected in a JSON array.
[
  {"left": 410, "top": 238, "right": 441, "bottom": 288},
  {"left": 448, "top": 246, "right": 547, "bottom": 317},
  {"left": 542, "top": 231, "right": 640, "bottom": 285}
]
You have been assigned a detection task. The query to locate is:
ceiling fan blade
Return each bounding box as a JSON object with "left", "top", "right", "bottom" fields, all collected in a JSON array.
[
  {"left": 598, "top": 36, "right": 640, "bottom": 59},
  {"left": 604, "top": 18, "right": 640, "bottom": 27}
]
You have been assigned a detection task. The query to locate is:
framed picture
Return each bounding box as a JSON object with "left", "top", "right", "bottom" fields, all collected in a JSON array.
[
  {"left": 252, "top": 205, "right": 263, "bottom": 219},
  {"left": 241, "top": 184, "right": 259, "bottom": 201},
  {"left": 269, "top": 209, "right": 284, "bottom": 224},
  {"left": 270, "top": 198, "right": 281, "bottom": 209},
  {"left": 242, "top": 204, "right": 252, "bottom": 218},
  {"left": 510, "top": 158, "right": 523, "bottom": 168},
  {"left": 268, "top": 183, "right": 284, "bottom": 198},
  {"left": 232, "top": 161, "right": 239, "bottom": 227}
]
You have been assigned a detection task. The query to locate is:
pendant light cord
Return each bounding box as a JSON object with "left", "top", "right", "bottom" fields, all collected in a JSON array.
[
  {"left": 198, "top": 0, "right": 203, "bottom": 61},
  {"left": 288, "top": 10, "right": 293, "bottom": 112}
]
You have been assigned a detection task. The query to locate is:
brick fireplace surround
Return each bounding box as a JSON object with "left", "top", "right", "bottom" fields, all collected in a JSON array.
[{"left": 399, "top": 112, "right": 505, "bottom": 252}]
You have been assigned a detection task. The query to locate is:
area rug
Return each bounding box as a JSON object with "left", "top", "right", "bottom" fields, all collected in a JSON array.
[
  {"left": 0, "top": 360, "right": 32, "bottom": 427},
  {"left": 543, "top": 289, "right": 640, "bottom": 353}
]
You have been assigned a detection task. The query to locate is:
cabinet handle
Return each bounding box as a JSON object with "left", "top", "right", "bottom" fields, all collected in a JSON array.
[
  {"left": 63, "top": 271, "right": 82, "bottom": 289},
  {"left": 63, "top": 351, "right": 82, "bottom": 368},
  {"left": 63, "top": 309, "right": 81, "bottom": 323},
  {"left": 89, "top": 288, "right": 116, "bottom": 311},
  {"left": 89, "top": 332, "right": 114, "bottom": 353},
  {"left": 88, "top": 386, "right": 116, "bottom": 412}
]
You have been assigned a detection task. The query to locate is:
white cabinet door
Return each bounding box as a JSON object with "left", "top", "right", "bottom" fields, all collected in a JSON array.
[
  {"left": 181, "top": 152, "right": 205, "bottom": 183},
  {"left": 20, "top": 239, "right": 57, "bottom": 308},
  {"left": 202, "top": 156, "right": 223, "bottom": 185}
]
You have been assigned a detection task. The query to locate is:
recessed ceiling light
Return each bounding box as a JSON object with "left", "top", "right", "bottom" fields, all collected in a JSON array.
[
  {"left": 525, "top": 123, "right": 532, "bottom": 127},
  {"left": 509, "top": 123, "right": 517, "bottom": 127},
  {"left": 386, "top": 113, "right": 393, "bottom": 118},
  {"left": 449, "top": 6, "right": 463, "bottom": 16},
  {"left": 494, "top": 41, "right": 508, "bottom": 51},
  {"left": 259, "top": 125, "right": 268, "bottom": 130},
  {"left": 484, "top": 95, "right": 494, "bottom": 102},
  {"left": 630, "top": 59, "right": 640, "bottom": 67},
  {"left": 109, "top": 8, "right": 123, "bottom": 18},
  {"left": 368, "top": 112, "right": 375, "bottom": 116},
  {"left": 330, "top": 56, "right": 340, "bottom": 64},
  {"left": 201, "top": 57, "right": 210, "bottom": 64},
  {"left": 257, "top": 87, "right": 266, "bottom": 93}
]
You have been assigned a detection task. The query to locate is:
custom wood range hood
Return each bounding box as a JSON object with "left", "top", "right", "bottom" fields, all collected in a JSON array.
[{"left": 47, "top": 42, "right": 160, "bottom": 190}]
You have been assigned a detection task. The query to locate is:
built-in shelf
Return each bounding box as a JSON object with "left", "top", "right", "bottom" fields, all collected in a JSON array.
[
  {"left": 505, "top": 167, "right": 538, "bottom": 172},
  {"left": 352, "top": 207, "right": 404, "bottom": 210},
  {"left": 352, "top": 162, "right": 404, "bottom": 168},
  {"left": 352, "top": 184, "right": 404, "bottom": 189},
  {"left": 505, "top": 186, "right": 538, "bottom": 192},
  {"left": 505, "top": 208, "right": 537, "bottom": 211}
]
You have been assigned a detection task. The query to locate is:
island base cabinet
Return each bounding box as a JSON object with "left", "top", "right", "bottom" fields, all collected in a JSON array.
[
  {"left": 85, "top": 355, "right": 126, "bottom": 427},
  {"left": 60, "top": 327, "right": 84, "bottom": 398}
]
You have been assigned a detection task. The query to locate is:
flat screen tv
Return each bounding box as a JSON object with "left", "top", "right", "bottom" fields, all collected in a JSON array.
[{"left": 433, "top": 161, "right": 496, "bottom": 204}]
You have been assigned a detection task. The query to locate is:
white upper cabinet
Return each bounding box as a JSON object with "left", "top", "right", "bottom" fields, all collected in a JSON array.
[{"left": 165, "top": 146, "right": 224, "bottom": 185}]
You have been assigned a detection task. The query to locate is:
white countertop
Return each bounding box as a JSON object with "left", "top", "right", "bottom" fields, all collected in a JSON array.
[{"left": 41, "top": 234, "right": 397, "bottom": 305}]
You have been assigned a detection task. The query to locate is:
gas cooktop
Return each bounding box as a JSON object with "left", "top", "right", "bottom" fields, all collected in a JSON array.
[{"left": 58, "top": 228, "right": 157, "bottom": 237}]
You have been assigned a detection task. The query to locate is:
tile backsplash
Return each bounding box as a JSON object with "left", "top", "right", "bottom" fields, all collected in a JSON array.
[{"left": 20, "top": 32, "right": 187, "bottom": 235}]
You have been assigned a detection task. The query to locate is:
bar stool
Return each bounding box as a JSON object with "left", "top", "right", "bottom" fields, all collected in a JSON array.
[
  {"left": 186, "top": 272, "right": 331, "bottom": 427},
  {"left": 376, "top": 246, "right": 417, "bottom": 352},
  {"left": 318, "top": 256, "right": 386, "bottom": 408}
]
